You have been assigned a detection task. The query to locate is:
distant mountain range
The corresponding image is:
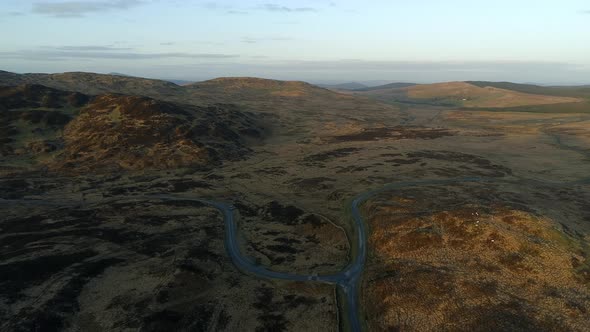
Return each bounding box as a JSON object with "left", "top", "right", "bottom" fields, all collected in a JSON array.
[
  {"left": 0, "top": 70, "right": 394, "bottom": 173},
  {"left": 316, "top": 82, "right": 419, "bottom": 91},
  {"left": 1, "top": 70, "right": 588, "bottom": 112},
  {"left": 349, "top": 81, "right": 590, "bottom": 109},
  {"left": 353, "top": 82, "right": 417, "bottom": 91},
  {"left": 109, "top": 72, "right": 195, "bottom": 86},
  {"left": 316, "top": 82, "right": 369, "bottom": 90}
]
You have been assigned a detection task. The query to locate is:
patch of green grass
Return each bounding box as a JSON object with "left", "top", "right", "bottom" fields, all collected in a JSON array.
[
  {"left": 462, "top": 101, "right": 590, "bottom": 114},
  {"left": 576, "top": 241, "right": 590, "bottom": 285},
  {"left": 468, "top": 82, "right": 590, "bottom": 99},
  {"left": 545, "top": 227, "right": 590, "bottom": 285},
  {"left": 12, "top": 119, "right": 61, "bottom": 147},
  {"left": 108, "top": 106, "right": 122, "bottom": 123}
]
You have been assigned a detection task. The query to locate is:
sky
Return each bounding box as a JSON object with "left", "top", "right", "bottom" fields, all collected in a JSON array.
[{"left": 1, "top": 0, "right": 589, "bottom": 84}]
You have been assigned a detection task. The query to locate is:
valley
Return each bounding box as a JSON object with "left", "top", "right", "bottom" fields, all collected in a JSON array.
[{"left": 1, "top": 71, "right": 589, "bottom": 331}]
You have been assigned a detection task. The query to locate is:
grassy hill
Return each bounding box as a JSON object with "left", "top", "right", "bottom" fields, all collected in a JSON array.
[
  {"left": 468, "top": 81, "right": 590, "bottom": 99},
  {"left": 467, "top": 101, "right": 590, "bottom": 114},
  {"left": 407, "top": 82, "right": 582, "bottom": 107},
  {"left": 354, "top": 81, "right": 585, "bottom": 108}
]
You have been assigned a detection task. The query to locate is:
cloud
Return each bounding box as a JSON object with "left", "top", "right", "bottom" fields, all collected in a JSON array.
[
  {"left": 49, "top": 45, "right": 134, "bottom": 51},
  {"left": 200, "top": 2, "right": 249, "bottom": 14},
  {"left": 32, "top": 0, "right": 144, "bottom": 17},
  {"left": 6, "top": 11, "right": 26, "bottom": 16},
  {"left": 257, "top": 4, "right": 317, "bottom": 13},
  {"left": 241, "top": 36, "right": 293, "bottom": 44},
  {"left": 227, "top": 10, "right": 249, "bottom": 15},
  {"left": 0, "top": 49, "right": 239, "bottom": 61},
  {"left": 203, "top": 3, "right": 318, "bottom": 15},
  {"left": 202, "top": 2, "right": 224, "bottom": 10},
  {"left": 580, "top": 10, "right": 590, "bottom": 14}
]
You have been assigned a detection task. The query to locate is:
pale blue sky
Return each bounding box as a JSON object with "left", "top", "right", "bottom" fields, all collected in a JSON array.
[{"left": 1, "top": 0, "right": 589, "bottom": 83}]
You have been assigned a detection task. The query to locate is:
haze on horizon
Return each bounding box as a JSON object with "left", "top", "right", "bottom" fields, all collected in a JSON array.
[{"left": 1, "top": 0, "right": 590, "bottom": 84}]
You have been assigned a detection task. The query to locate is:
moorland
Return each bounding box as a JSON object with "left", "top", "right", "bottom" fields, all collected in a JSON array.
[{"left": 1, "top": 70, "right": 589, "bottom": 331}]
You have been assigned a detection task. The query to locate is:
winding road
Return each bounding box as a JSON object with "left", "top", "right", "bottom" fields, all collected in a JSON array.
[{"left": 153, "top": 178, "right": 490, "bottom": 332}]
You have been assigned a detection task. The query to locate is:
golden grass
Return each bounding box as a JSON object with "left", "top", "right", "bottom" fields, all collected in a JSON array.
[
  {"left": 406, "top": 82, "right": 582, "bottom": 108},
  {"left": 363, "top": 198, "right": 590, "bottom": 331}
]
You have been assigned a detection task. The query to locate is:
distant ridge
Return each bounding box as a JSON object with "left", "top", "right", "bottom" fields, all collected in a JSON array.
[
  {"left": 316, "top": 82, "right": 368, "bottom": 90},
  {"left": 354, "top": 82, "right": 417, "bottom": 91},
  {"left": 0, "top": 70, "right": 183, "bottom": 98},
  {"left": 2, "top": 70, "right": 587, "bottom": 112},
  {"left": 467, "top": 81, "right": 590, "bottom": 99},
  {"left": 353, "top": 81, "right": 584, "bottom": 108},
  {"left": 166, "top": 79, "right": 195, "bottom": 86},
  {"left": 104, "top": 72, "right": 195, "bottom": 86},
  {"left": 189, "top": 76, "right": 316, "bottom": 87},
  {"left": 0, "top": 71, "right": 359, "bottom": 106},
  {"left": 107, "top": 72, "right": 132, "bottom": 77},
  {"left": 186, "top": 76, "right": 324, "bottom": 94}
]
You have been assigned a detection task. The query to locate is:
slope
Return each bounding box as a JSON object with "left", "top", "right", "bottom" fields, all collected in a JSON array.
[
  {"left": 354, "top": 81, "right": 583, "bottom": 108},
  {"left": 0, "top": 71, "right": 183, "bottom": 99},
  {"left": 0, "top": 84, "right": 265, "bottom": 174},
  {"left": 468, "top": 81, "right": 590, "bottom": 99}
]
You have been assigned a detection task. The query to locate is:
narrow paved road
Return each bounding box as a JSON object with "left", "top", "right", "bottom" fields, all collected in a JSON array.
[{"left": 153, "top": 178, "right": 488, "bottom": 332}]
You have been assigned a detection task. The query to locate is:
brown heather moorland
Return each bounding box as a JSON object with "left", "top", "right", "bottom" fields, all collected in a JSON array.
[
  {"left": 1, "top": 71, "right": 590, "bottom": 331},
  {"left": 363, "top": 186, "right": 590, "bottom": 331}
]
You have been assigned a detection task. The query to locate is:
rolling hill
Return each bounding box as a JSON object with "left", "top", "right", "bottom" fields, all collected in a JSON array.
[
  {"left": 0, "top": 70, "right": 183, "bottom": 99},
  {"left": 354, "top": 81, "right": 584, "bottom": 108},
  {"left": 468, "top": 81, "right": 590, "bottom": 99},
  {"left": 0, "top": 71, "right": 402, "bottom": 146},
  {"left": 0, "top": 84, "right": 265, "bottom": 174},
  {"left": 407, "top": 82, "right": 582, "bottom": 107},
  {"left": 187, "top": 77, "right": 330, "bottom": 98}
]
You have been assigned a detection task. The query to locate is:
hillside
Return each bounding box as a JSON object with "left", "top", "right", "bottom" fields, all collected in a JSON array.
[
  {"left": 187, "top": 77, "right": 334, "bottom": 98},
  {"left": 363, "top": 183, "right": 590, "bottom": 331},
  {"left": 316, "top": 82, "right": 369, "bottom": 90},
  {"left": 468, "top": 81, "right": 590, "bottom": 99},
  {"left": 354, "top": 82, "right": 417, "bottom": 92},
  {"left": 408, "top": 82, "right": 582, "bottom": 107},
  {"left": 0, "top": 71, "right": 402, "bottom": 145},
  {"left": 184, "top": 77, "right": 401, "bottom": 140},
  {"left": 354, "top": 81, "right": 584, "bottom": 108},
  {"left": 0, "top": 71, "right": 393, "bottom": 113},
  {"left": 0, "top": 84, "right": 264, "bottom": 174},
  {"left": 0, "top": 71, "right": 183, "bottom": 99}
]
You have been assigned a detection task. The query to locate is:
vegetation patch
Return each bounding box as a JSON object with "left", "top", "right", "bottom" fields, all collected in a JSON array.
[
  {"left": 330, "top": 126, "right": 454, "bottom": 142},
  {"left": 364, "top": 194, "right": 590, "bottom": 331},
  {"left": 303, "top": 147, "right": 361, "bottom": 164}
]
